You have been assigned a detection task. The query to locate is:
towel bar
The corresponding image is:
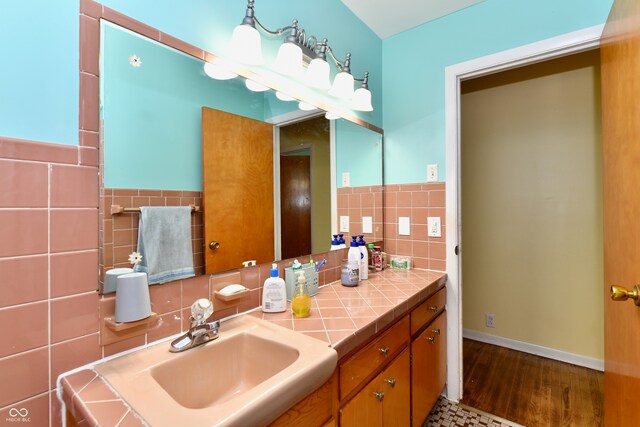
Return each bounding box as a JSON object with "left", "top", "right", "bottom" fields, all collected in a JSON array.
[{"left": 110, "top": 204, "right": 201, "bottom": 215}]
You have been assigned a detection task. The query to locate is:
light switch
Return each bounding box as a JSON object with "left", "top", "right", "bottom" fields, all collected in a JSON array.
[
  {"left": 399, "top": 217, "right": 411, "bottom": 236},
  {"left": 427, "top": 164, "right": 438, "bottom": 182},
  {"left": 342, "top": 172, "right": 350, "bottom": 187},
  {"left": 340, "top": 215, "right": 350, "bottom": 232},
  {"left": 362, "top": 216, "right": 373, "bottom": 234},
  {"left": 428, "top": 216, "right": 441, "bottom": 237}
]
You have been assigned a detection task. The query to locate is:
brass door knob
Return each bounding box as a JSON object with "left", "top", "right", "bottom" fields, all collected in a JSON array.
[
  {"left": 611, "top": 285, "right": 640, "bottom": 306},
  {"left": 208, "top": 241, "right": 220, "bottom": 250}
]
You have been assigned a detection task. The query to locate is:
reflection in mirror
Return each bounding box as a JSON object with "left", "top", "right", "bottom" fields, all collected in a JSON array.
[{"left": 98, "top": 21, "right": 383, "bottom": 291}]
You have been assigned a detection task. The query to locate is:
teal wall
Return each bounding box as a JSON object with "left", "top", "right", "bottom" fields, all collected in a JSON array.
[
  {"left": 0, "top": 0, "right": 79, "bottom": 146},
  {"left": 102, "top": 22, "right": 268, "bottom": 191},
  {"left": 382, "top": 0, "right": 613, "bottom": 184},
  {"left": 336, "top": 120, "right": 383, "bottom": 188}
]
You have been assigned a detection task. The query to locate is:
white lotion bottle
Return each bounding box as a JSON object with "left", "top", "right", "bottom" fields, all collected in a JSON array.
[
  {"left": 347, "top": 236, "right": 361, "bottom": 286},
  {"left": 358, "top": 235, "right": 368, "bottom": 280},
  {"left": 262, "top": 263, "right": 286, "bottom": 312}
]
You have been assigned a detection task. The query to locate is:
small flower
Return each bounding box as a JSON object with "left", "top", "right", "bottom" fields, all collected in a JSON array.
[
  {"left": 128, "top": 251, "right": 143, "bottom": 267},
  {"left": 128, "top": 54, "right": 142, "bottom": 68}
]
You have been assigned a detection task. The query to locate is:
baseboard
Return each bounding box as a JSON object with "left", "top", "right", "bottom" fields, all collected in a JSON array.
[{"left": 463, "top": 329, "right": 604, "bottom": 372}]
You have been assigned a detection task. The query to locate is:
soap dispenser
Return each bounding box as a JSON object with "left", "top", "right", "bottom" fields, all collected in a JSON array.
[{"left": 291, "top": 271, "right": 311, "bottom": 318}]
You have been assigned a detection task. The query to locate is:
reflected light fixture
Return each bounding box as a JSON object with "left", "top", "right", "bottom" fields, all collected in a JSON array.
[
  {"left": 203, "top": 61, "right": 238, "bottom": 80},
  {"left": 276, "top": 91, "right": 296, "bottom": 101},
  {"left": 245, "top": 79, "right": 269, "bottom": 92},
  {"left": 298, "top": 101, "right": 318, "bottom": 111},
  {"left": 228, "top": 0, "right": 373, "bottom": 111},
  {"left": 324, "top": 111, "right": 340, "bottom": 120}
]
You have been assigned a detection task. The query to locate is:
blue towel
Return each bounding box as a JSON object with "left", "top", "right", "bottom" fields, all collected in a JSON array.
[{"left": 135, "top": 206, "right": 195, "bottom": 284}]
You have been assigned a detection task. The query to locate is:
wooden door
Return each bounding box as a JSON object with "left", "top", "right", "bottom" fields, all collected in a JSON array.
[
  {"left": 340, "top": 374, "right": 383, "bottom": 427},
  {"left": 382, "top": 348, "right": 411, "bottom": 427},
  {"left": 601, "top": 0, "right": 640, "bottom": 425},
  {"left": 202, "top": 107, "right": 274, "bottom": 274},
  {"left": 280, "top": 155, "right": 312, "bottom": 259},
  {"left": 411, "top": 312, "right": 447, "bottom": 426}
]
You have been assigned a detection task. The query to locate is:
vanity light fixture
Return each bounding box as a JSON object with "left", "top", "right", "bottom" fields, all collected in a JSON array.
[
  {"left": 204, "top": 60, "right": 238, "bottom": 80},
  {"left": 298, "top": 101, "right": 318, "bottom": 111},
  {"left": 275, "top": 91, "right": 296, "bottom": 101},
  {"left": 245, "top": 79, "right": 270, "bottom": 92},
  {"left": 324, "top": 111, "right": 341, "bottom": 120},
  {"left": 226, "top": 0, "right": 373, "bottom": 112}
]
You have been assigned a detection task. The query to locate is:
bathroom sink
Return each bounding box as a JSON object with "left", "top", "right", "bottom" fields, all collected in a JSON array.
[{"left": 95, "top": 315, "right": 337, "bottom": 426}]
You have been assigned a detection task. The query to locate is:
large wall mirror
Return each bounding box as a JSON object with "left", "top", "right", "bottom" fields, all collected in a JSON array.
[{"left": 99, "top": 21, "right": 383, "bottom": 292}]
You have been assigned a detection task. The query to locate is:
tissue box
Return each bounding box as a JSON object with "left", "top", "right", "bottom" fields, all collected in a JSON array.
[
  {"left": 284, "top": 263, "right": 319, "bottom": 301},
  {"left": 390, "top": 256, "right": 412, "bottom": 270}
]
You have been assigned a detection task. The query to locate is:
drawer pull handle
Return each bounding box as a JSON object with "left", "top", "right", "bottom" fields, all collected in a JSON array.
[
  {"left": 426, "top": 336, "right": 437, "bottom": 344},
  {"left": 429, "top": 305, "right": 438, "bottom": 313},
  {"left": 432, "top": 328, "right": 441, "bottom": 336},
  {"left": 378, "top": 347, "right": 390, "bottom": 357},
  {"left": 385, "top": 378, "right": 396, "bottom": 387},
  {"left": 373, "top": 391, "right": 385, "bottom": 401}
]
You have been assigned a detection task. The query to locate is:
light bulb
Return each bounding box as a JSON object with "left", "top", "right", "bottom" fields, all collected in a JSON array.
[
  {"left": 274, "top": 42, "right": 304, "bottom": 78},
  {"left": 245, "top": 79, "right": 269, "bottom": 92},
  {"left": 203, "top": 61, "right": 238, "bottom": 80},
  {"left": 329, "top": 71, "right": 354, "bottom": 99},
  {"left": 230, "top": 24, "right": 263, "bottom": 65},
  {"left": 351, "top": 87, "right": 373, "bottom": 112},
  {"left": 305, "top": 58, "right": 331, "bottom": 90}
]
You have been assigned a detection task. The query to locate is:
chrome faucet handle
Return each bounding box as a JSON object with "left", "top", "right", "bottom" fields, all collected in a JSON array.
[{"left": 190, "top": 298, "right": 214, "bottom": 326}]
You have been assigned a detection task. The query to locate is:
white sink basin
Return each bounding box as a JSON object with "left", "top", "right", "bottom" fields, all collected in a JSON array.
[{"left": 96, "top": 315, "right": 337, "bottom": 426}]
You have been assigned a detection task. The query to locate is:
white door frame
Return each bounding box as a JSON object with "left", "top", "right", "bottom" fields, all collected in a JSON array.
[{"left": 444, "top": 24, "right": 604, "bottom": 402}]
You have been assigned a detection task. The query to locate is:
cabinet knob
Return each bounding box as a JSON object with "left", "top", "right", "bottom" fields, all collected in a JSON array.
[
  {"left": 426, "top": 336, "right": 437, "bottom": 344},
  {"left": 208, "top": 241, "right": 220, "bottom": 250},
  {"left": 429, "top": 305, "right": 438, "bottom": 313},
  {"left": 378, "top": 346, "right": 390, "bottom": 357},
  {"left": 373, "top": 391, "right": 385, "bottom": 401},
  {"left": 385, "top": 378, "right": 396, "bottom": 388},
  {"left": 432, "top": 328, "right": 441, "bottom": 336}
]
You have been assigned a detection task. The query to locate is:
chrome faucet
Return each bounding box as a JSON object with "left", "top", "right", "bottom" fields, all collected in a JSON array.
[{"left": 169, "top": 298, "right": 220, "bottom": 353}]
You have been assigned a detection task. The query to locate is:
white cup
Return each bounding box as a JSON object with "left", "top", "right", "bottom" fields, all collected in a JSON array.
[{"left": 115, "top": 272, "right": 151, "bottom": 323}]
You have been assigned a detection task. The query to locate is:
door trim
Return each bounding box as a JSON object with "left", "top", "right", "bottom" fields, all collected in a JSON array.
[{"left": 443, "top": 23, "right": 604, "bottom": 402}]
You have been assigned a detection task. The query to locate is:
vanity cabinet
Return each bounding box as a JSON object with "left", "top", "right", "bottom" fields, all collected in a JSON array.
[
  {"left": 340, "top": 348, "right": 410, "bottom": 427},
  {"left": 410, "top": 288, "right": 447, "bottom": 427}
]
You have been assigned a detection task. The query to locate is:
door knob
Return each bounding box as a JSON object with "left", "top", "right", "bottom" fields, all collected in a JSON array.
[
  {"left": 208, "top": 241, "right": 220, "bottom": 250},
  {"left": 611, "top": 285, "right": 640, "bottom": 306}
]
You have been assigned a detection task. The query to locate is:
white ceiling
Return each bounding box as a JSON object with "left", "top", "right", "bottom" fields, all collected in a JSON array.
[{"left": 340, "top": 0, "right": 485, "bottom": 39}]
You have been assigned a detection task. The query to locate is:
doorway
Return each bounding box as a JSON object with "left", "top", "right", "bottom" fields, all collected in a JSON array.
[
  {"left": 456, "top": 44, "right": 604, "bottom": 426},
  {"left": 277, "top": 115, "right": 332, "bottom": 259}
]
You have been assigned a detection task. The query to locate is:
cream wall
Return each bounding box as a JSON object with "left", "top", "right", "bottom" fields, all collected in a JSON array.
[{"left": 460, "top": 50, "right": 604, "bottom": 360}]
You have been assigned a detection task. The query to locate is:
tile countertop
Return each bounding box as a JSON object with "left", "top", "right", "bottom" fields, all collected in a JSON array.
[{"left": 59, "top": 269, "right": 446, "bottom": 426}]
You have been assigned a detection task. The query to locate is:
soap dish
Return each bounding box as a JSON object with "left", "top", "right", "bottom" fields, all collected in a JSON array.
[{"left": 214, "top": 284, "right": 250, "bottom": 302}]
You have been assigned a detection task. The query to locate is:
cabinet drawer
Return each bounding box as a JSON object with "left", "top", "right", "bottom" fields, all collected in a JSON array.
[
  {"left": 411, "top": 287, "right": 446, "bottom": 336},
  {"left": 340, "top": 316, "right": 410, "bottom": 399}
]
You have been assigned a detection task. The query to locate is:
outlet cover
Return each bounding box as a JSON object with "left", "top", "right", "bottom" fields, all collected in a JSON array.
[
  {"left": 427, "top": 164, "right": 438, "bottom": 182},
  {"left": 362, "top": 216, "right": 373, "bottom": 234},
  {"left": 398, "top": 217, "right": 411, "bottom": 236},
  {"left": 485, "top": 313, "right": 496, "bottom": 328},
  {"left": 427, "top": 217, "right": 441, "bottom": 237},
  {"left": 341, "top": 172, "right": 350, "bottom": 187},
  {"left": 339, "top": 216, "right": 350, "bottom": 232}
]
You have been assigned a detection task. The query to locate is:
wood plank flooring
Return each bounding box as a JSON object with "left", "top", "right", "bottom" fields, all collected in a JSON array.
[{"left": 461, "top": 339, "right": 604, "bottom": 427}]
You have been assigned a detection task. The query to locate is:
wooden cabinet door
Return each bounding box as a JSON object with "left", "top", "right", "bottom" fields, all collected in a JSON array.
[
  {"left": 381, "top": 348, "right": 410, "bottom": 427},
  {"left": 340, "top": 348, "right": 410, "bottom": 427},
  {"left": 340, "top": 374, "right": 383, "bottom": 427},
  {"left": 411, "top": 311, "right": 447, "bottom": 427}
]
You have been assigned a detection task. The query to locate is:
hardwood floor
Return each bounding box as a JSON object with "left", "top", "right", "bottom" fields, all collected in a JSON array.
[{"left": 461, "top": 339, "right": 604, "bottom": 427}]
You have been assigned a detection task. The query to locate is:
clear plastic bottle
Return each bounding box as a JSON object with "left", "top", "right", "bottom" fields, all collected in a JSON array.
[{"left": 291, "top": 271, "right": 311, "bottom": 317}]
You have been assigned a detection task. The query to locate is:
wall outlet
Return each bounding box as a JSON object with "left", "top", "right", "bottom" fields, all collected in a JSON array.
[
  {"left": 340, "top": 215, "right": 350, "bottom": 232},
  {"left": 427, "top": 216, "right": 441, "bottom": 237},
  {"left": 485, "top": 313, "right": 496, "bottom": 328},
  {"left": 427, "top": 164, "right": 439, "bottom": 182},
  {"left": 342, "top": 172, "right": 350, "bottom": 187}
]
